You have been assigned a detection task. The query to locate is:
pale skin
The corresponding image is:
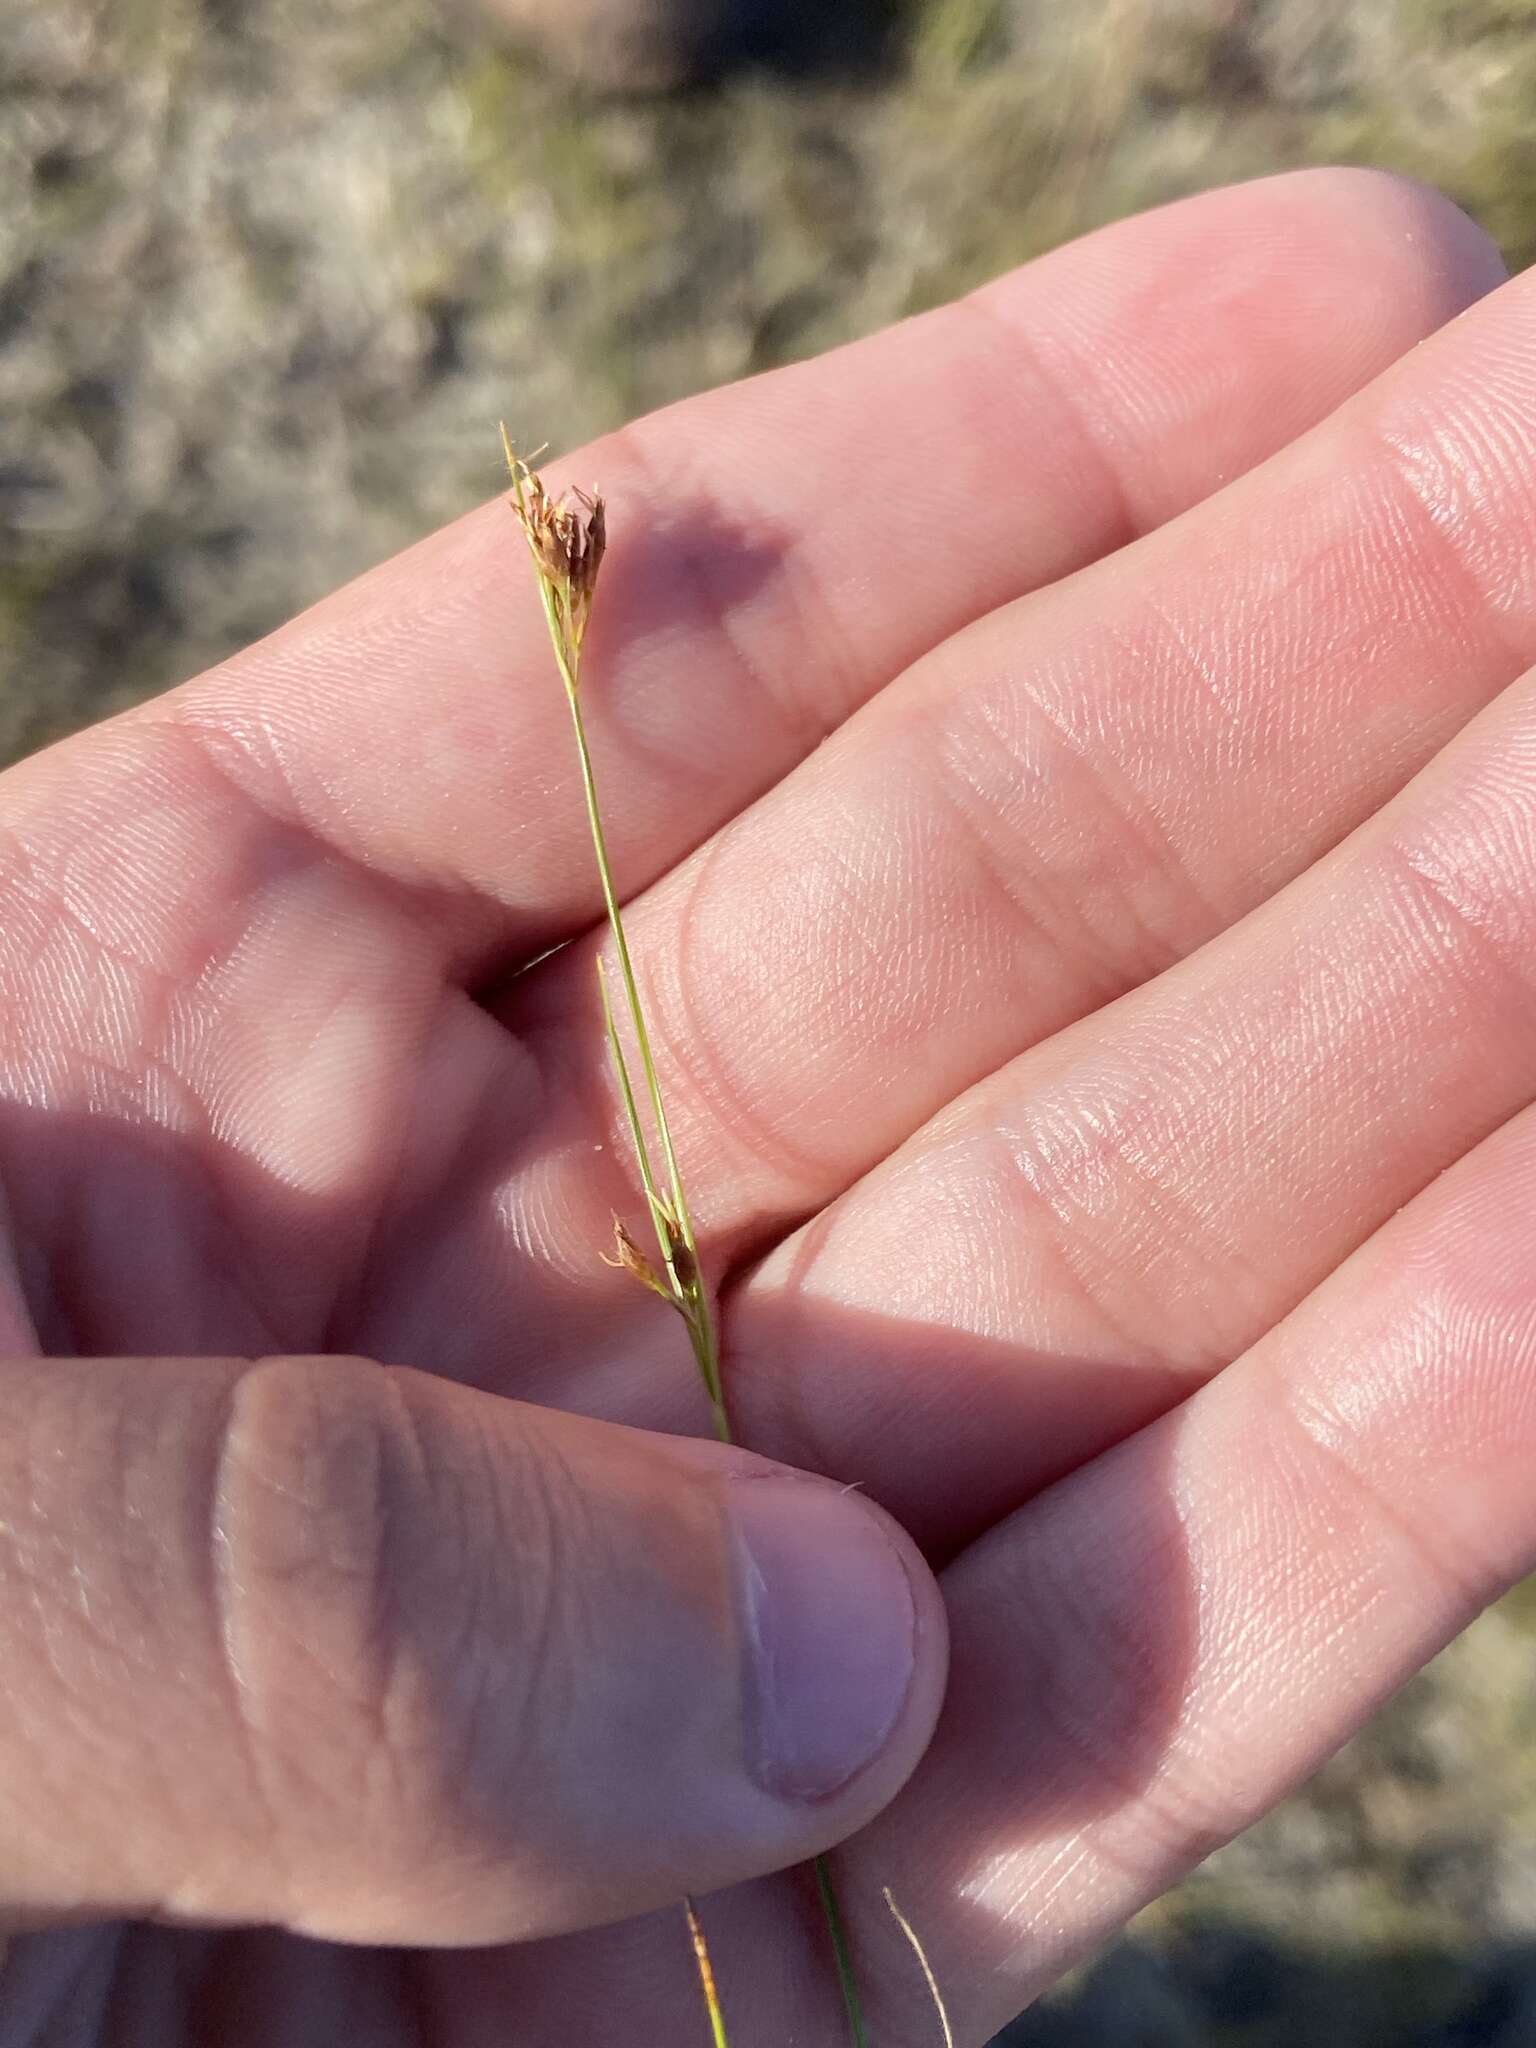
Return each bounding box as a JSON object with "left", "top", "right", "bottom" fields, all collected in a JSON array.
[{"left": 1, "top": 167, "right": 1534, "bottom": 2045}]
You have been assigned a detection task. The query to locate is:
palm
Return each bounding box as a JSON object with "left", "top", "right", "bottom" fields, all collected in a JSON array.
[{"left": 6, "top": 171, "right": 1536, "bottom": 2046}]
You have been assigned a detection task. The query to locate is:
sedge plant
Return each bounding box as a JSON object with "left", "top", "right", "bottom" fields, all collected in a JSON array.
[{"left": 501, "top": 430, "right": 949, "bottom": 2048}]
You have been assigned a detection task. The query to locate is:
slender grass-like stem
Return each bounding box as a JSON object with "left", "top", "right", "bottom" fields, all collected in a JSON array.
[
  {"left": 560, "top": 624, "right": 729, "bottom": 1435},
  {"left": 504, "top": 430, "right": 878, "bottom": 2048},
  {"left": 885, "top": 1889, "right": 954, "bottom": 2048},
  {"left": 596, "top": 959, "right": 667, "bottom": 1240},
  {"left": 685, "top": 1896, "right": 731, "bottom": 2048},
  {"left": 503, "top": 426, "right": 728, "bottom": 1440},
  {"left": 817, "top": 1856, "right": 872, "bottom": 2048}
]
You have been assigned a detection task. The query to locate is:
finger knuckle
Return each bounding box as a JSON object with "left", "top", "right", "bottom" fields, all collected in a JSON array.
[{"left": 211, "top": 1358, "right": 561, "bottom": 1910}]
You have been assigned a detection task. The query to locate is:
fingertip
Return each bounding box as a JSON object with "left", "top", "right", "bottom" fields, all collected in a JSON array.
[
  {"left": 1285, "top": 164, "right": 1507, "bottom": 311},
  {"left": 967, "top": 167, "right": 1505, "bottom": 544},
  {"left": 724, "top": 1469, "right": 949, "bottom": 1810}
]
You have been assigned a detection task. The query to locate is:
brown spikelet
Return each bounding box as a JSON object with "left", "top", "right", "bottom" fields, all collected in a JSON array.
[
  {"left": 501, "top": 426, "right": 606, "bottom": 646},
  {"left": 667, "top": 1235, "right": 698, "bottom": 1292},
  {"left": 603, "top": 1216, "right": 672, "bottom": 1301},
  {"left": 519, "top": 469, "right": 606, "bottom": 599}
]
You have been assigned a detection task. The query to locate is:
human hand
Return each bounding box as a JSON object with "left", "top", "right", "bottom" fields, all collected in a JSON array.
[{"left": 0, "top": 167, "right": 1527, "bottom": 2046}]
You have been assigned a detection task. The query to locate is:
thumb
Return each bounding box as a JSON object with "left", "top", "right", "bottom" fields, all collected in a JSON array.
[{"left": 0, "top": 1354, "right": 946, "bottom": 1944}]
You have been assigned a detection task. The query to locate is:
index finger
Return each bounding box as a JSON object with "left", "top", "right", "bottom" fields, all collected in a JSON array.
[{"left": 13, "top": 169, "right": 1500, "bottom": 981}]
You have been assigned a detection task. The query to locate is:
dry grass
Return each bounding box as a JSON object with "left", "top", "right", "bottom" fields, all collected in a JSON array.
[{"left": 7, "top": 0, "right": 1536, "bottom": 761}]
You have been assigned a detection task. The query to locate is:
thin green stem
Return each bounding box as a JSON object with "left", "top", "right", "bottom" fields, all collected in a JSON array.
[
  {"left": 816, "top": 1855, "right": 871, "bottom": 2048},
  {"left": 597, "top": 958, "right": 671, "bottom": 1251},
  {"left": 600, "top": 962, "right": 729, "bottom": 1433},
  {"left": 507, "top": 436, "right": 866, "bottom": 2038},
  {"left": 558, "top": 659, "right": 667, "bottom": 1200},
  {"left": 559, "top": 652, "right": 728, "bottom": 1441},
  {"left": 685, "top": 1897, "right": 732, "bottom": 2048},
  {"left": 561, "top": 659, "right": 696, "bottom": 1245}
]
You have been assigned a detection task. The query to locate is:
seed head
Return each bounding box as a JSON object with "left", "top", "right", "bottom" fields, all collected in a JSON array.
[
  {"left": 604, "top": 1216, "right": 671, "bottom": 1301},
  {"left": 500, "top": 425, "right": 606, "bottom": 649},
  {"left": 525, "top": 473, "right": 606, "bottom": 603},
  {"left": 665, "top": 1233, "right": 698, "bottom": 1293}
]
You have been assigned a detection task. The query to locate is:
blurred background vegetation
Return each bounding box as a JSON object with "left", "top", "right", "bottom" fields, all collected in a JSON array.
[{"left": 6, "top": 0, "right": 1536, "bottom": 2039}]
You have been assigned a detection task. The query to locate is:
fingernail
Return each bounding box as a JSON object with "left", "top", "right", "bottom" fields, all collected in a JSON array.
[{"left": 727, "top": 1477, "right": 918, "bottom": 1801}]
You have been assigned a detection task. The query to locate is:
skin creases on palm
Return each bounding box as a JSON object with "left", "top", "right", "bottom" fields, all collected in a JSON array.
[{"left": 6, "top": 171, "right": 1536, "bottom": 2046}]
